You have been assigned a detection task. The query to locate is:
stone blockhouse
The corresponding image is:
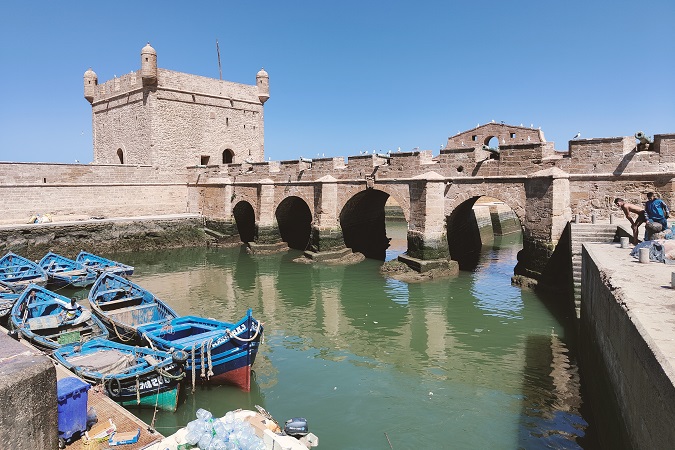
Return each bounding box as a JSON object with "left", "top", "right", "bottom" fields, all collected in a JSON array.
[{"left": 84, "top": 43, "right": 269, "bottom": 172}]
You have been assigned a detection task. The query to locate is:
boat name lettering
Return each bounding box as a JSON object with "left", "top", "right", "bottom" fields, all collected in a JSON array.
[
  {"left": 136, "top": 376, "right": 170, "bottom": 391},
  {"left": 231, "top": 323, "right": 247, "bottom": 336}
]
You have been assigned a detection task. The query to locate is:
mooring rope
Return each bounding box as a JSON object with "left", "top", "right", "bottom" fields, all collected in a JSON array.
[
  {"left": 226, "top": 320, "right": 263, "bottom": 343},
  {"left": 136, "top": 375, "right": 140, "bottom": 404},
  {"left": 111, "top": 321, "right": 134, "bottom": 342},
  {"left": 200, "top": 340, "right": 207, "bottom": 379},
  {"left": 191, "top": 345, "right": 196, "bottom": 393},
  {"left": 206, "top": 338, "right": 214, "bottom": 379}
]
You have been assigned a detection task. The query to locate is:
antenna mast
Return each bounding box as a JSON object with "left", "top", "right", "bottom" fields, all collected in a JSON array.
[{"left": 216, "top": 39, "right": 222, "bottom": 80}]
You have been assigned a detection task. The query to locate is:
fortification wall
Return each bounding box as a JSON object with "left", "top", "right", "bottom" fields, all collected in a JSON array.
[
  {"left": 0, "top": 163, "right": 187, "bottom": 224},
  {"left": 92, "top": 68, "right": 265, "bottom": 169}
]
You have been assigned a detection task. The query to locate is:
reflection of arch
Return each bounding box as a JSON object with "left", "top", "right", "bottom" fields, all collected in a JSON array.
[
  {"left": 275, "top": 196, "right": 312, "bottom": 250},
  {"left": 233, "top": 201, "right": 256, "bottom": 243},
  {"left": 116, "top": 148, "right": 124, "bottom": 164},
  {"left": 340, "top": 189, "right": 390, "bottom": 260},
  {"left": 222, "top": 149, "right": 234, "bottom": 164}
]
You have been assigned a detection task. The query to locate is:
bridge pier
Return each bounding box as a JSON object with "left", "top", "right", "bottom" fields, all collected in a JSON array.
[
  {"left": 249, "top": 180, "right": 288, "bottom": 253},
  {"left": 399, "top": 173, "right": 454, "bottom": 272},
  {"left": 304, "top": 176, "right": 350, "bottom": 260},
  {"left": 514, "top": 168, "right": 572, "bottom": 286}
]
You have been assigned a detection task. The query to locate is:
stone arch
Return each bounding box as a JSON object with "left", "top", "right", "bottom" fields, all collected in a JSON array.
[
  {"left": 369, "top": 184, "right": 410, "bottom": 223},
  {"left": 339, "top": 188, "right": 391, "bottom": 260},
  {"left": 222, "top": 148, "right": 234, "bottom": 164},
  {"left": 218, "top": 143, "right": 237, "bottom": 164},
  {"left": 232, "top": 200, "right": 256, "bottom": 243},
  {"left": 446, "top": 189, "right": 525, "bottom": 270},
  {"left": 275, "top": 196, "right": 312, "bottom": 250}
]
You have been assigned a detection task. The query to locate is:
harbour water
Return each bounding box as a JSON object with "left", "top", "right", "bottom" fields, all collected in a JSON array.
[{"left": 79, "top": 221, "right": 596, "bottom": 449}]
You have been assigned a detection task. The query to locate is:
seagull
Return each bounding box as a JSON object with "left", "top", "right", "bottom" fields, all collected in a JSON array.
[
  {"left": 74, "top": 159, "right": 79, "bottom": 163},
  {"left": 573, "top": 131, "right": 581, "bottom": 139}
]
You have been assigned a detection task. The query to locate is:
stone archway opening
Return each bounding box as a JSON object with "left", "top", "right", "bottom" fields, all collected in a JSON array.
[
  {"left": 276, "top": 196, "right": 312, "bottom": 250},
  {"left": 222, "top": 149, "right": 234, "bottom": 164},
  {"left": 233, "top": 201, "right": 256, "bottom": 243},
  {"left": 447, "top": 196, "right": 522, "bottom": 271},
  {"left": 340, "top": 189, "right": 391, "bottom": 260}
]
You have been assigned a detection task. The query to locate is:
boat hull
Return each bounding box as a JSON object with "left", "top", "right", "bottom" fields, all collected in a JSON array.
[
  {"left": 88, "top": 272, "right": 178, "bottom": 344},
  {"left": 0, "top": 252, "right": 48, "bottom": 292},
  {"left": 53, "top": 339, "right": 184, "bottom": 412},
  {"left": 140, "top": 312, "right": 263, "bottom": 391},
  {"left": 9, "top": 285, "right": 109, "bottom": 351}
]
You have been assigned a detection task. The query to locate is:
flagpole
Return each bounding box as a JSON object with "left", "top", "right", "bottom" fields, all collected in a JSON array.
[{"left": 216, "top": 39, "right": 222, "bottom": 80}]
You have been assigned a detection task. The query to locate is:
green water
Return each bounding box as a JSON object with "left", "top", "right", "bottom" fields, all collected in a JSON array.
[{"left": 101, "top": 222, "right": 593, "bottom": 449}]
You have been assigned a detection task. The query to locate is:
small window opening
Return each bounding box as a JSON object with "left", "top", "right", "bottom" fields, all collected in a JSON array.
[
  {"left": 43, "top": 178, "right": 47, "bottom": 183},
  {"left": 510, "top": 132, "right": 516, "bottom": 138},
  {"left": 472, "top": 135, "right": 477, "bottom": 141},
  {"left": 222, "top": 149, "right": 234, "bottom": 164},
  {"left": 201, "top": 155, "right": 210, "bottom": 166},
  {"left": 117, "top": 148, "right": 124, "bottom": 164}
]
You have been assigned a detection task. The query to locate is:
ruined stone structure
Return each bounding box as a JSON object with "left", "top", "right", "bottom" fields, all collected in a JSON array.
[
  {"left": 1, "top": 43, "right": 673, "bottom": 289},
  {"left": 84, "top": 43, "right": 269, "bottom": 170}
]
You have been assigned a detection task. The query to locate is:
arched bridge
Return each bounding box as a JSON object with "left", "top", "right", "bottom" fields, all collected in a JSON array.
[{"left": 188, "top": 123, "right": 675, "bottom": 282}]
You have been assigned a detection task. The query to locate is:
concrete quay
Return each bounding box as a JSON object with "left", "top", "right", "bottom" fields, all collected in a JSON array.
[
  {"left": 0, "top": 325, "right": 162, "bottom": 449},
  {"left": 581, "top": 242, "right": 675, "bottom": 449}
]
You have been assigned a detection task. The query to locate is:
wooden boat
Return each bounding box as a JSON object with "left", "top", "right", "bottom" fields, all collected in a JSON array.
[
  {"left": 0, "top": 280, "right": 20, "bottom": 320},
  {"left": 52, "top": 338, "right": 186, "bottom": 412},
  {"left": 76, "top": 251, "right": 134, "bottom": 277},
  {"left": 0, "top": 251, "right": 48, "bottom": 292},
  {"left": 39, "top": 252, "right": 97, "bottom": 288},
  {"left": 9, "top": 284, "right": 109, "bottom": 351},
  {"left": 138, "top": 310, "right": 263, "bottom": 391},
  {"left": 88, "top": 272, "right": 178, "bottom": 343}
]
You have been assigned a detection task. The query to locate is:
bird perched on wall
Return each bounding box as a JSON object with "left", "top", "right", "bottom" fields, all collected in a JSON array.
[{"left": 572, "top": 132, "right": 581, "bottom": 139}]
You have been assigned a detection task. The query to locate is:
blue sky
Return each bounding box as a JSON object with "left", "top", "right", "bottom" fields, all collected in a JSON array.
[{"left": 1, "top": 1, "right": 673, "bottom": 164}]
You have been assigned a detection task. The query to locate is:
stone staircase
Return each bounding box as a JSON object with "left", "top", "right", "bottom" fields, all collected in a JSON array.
[{"left": 570, "top": 223, "right": 627, "bottom": 317}]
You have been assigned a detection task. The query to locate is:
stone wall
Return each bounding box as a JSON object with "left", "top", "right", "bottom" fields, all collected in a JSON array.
[
  {"left": 580, "top": 244, "right": 675, "bottom": 449},
  {"left": 0, "top": 162, "right": 187, "bottom": 224},
  {"left": 0, "top": 333, "right": 57, "bottom": 450},
  {"left": 0, "top": 216, "right": 206, "bottom": 260}
]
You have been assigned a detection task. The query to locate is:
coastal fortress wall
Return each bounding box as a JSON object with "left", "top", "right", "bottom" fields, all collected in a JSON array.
[{"left": 0, "top": 162, "right": 187, "bottom": 224}]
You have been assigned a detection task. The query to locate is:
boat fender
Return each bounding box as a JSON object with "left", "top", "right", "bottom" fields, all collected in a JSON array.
[
  {"left": 106, "top": 377, "right": 122, "bottom": 397},
  {"left": 172, "top": 349, "right": 188, "bottom": 365}
]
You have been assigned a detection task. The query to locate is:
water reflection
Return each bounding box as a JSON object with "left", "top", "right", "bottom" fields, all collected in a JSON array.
[{"left": 105, "top": 228, "right": 593, "bottom": 448}]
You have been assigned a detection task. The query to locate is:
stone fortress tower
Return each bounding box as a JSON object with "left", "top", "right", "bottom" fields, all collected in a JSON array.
[{"left": 84, "top": 43, "right": 269, "bottom": 171}]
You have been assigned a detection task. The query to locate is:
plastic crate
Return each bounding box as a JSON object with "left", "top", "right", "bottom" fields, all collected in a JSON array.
[{"left": 57, "top": 377, "right": 91, "bottom": 441}]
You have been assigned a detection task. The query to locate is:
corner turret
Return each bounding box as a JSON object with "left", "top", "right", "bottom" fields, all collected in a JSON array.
[
  {"left": 256, "top": 68, "right": 269, "bottom": 104},
  {"left": 83, "top": 68, "right": 97, "bottom": 104},
  {"left": 141, "top": 42, "right": 157, "bottom": 85}
]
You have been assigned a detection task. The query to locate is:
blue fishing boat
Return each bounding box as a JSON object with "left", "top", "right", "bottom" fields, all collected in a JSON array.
[
  {"left": 138, "top": 311, "right": 263, "bottom": 391},
  {"left": 52, "top": 338, "right": 186, "bottom": 412},
  {"left": 0, "top": 252, "right": 48, "bottom": 292},
  {"left": 76, "top": 251, "right": 134, "bottom": 277},
  {"left": 88, "top": 272, "right": 178, "bottom": 343},
  {"left": 9, "top": 284, "right": 109, "bottom": 351},
  {"left": 0, "top": 280, "right": 20, "bottom": 320},
  {"left": 39, "top": 252, "right": 97, "bottom": 288}
]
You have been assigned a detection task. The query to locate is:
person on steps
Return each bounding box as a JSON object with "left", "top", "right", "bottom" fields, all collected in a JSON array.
[{"left": 614, "top": 198, "right": 645, "bottom": 245}]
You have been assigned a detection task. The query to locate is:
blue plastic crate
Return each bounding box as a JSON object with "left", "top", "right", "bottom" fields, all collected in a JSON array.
[{"left": 57, "top": 377, "right": 90, "bottom": 441}]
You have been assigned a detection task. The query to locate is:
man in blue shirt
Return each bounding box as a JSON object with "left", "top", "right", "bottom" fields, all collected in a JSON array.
[{"left": 644, "top": 192, "right": 670, "bottom": 238}]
